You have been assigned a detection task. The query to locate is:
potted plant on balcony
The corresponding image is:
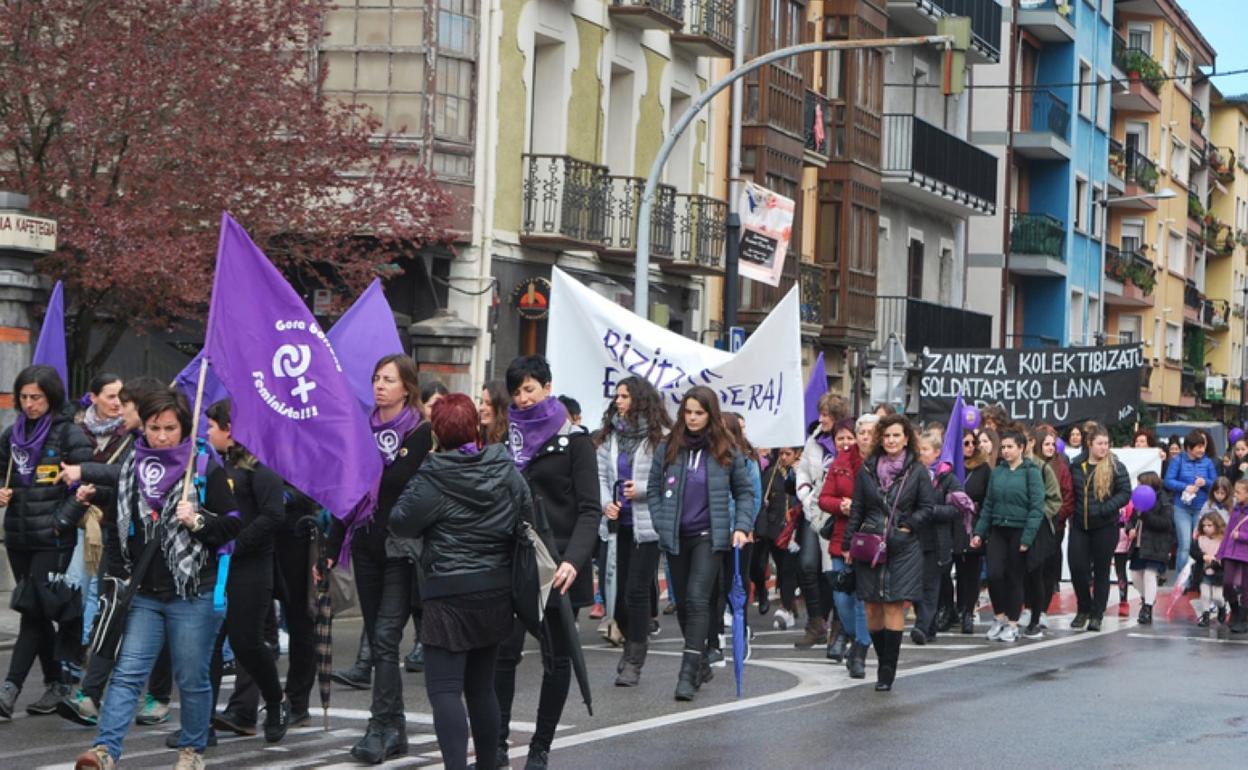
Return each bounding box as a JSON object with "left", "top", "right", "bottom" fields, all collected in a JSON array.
[
  {"left": 1125, "top": 261, "right": 1157, "bottom": 296},
  {"left": 1138, "top": 161, "right": 1160, "bottom": 191},
  {"left": 1192, "top": 108, "right": 1206, "bottom": 132},
  {"left": 1189, "top": 195, "right": 1204, "bottom": 220}
]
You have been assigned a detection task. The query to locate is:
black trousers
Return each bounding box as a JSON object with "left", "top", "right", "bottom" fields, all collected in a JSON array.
[
  {"left": 353, "top": 541, "right": 412, "bottom": 729},
  {"left": 219, "top": 595, "right": 280, "bottom": 722},
  {"left": 1025, "top": 550, "right": 1062, "bottom": 622},
  {"left": 985, "top": 526, "right": 1026, "bottom": 622},
  {"left": 211, "top": 555, "right": 283, "bottom": 713},
  {"left": 612, "top": 527, "right": 660, "bottom": 644},
  {"left": 795, "top": 519, "right": 823, "bottom": 621},
  {"left": 5, "top": 547, "right": 78, "bottom": 687},
  {"left": 495, "top": 603, "right": 577, "bottom": 752},
  {"left": 1068, "top": 525, "right": 1118, "bottom": 617},
  {"left": 750, "top": 538, "right": 797, "bottom": 611},
  {"left": 709, "top": 543, "right": 751, "bottom": 648},
  {"left": 666, "top": 534, "right": 719, "bottom": 654},
  {"left": 914, "top": 549, "right": 942, "bottom": 635},
  {"left": 954, "top": 552, "right": 982, "bottom": 614},
  {"left": 425, "top": 643, "right": 500, "bottom": 770}
]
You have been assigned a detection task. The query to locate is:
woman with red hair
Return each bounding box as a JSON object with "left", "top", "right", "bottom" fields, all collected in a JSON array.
[{"left": 390, "top": 393, "right": 532, "bottom": 770}]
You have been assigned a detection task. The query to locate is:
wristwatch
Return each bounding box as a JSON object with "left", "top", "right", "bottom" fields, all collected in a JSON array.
[{"left": 191, "top": 514, "right": 205, "bottom": 533}]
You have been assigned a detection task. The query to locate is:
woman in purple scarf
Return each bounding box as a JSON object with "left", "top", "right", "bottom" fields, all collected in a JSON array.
[
  {"left": 325, "top": 354, "right": 433, "bottom": 765},
  {"left": 0, "top": 365, "right": 93, "bottom": 721}
]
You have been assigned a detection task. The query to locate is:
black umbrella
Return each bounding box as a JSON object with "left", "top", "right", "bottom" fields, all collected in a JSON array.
[
  {"left": 555, "top": 591, "right": 593, "bottom": 717},
  {"left": 298, "top": 515, "right": 335, "bottom": 731}
]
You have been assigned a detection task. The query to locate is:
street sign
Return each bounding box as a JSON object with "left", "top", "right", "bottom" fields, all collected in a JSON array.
[{"left": 729, "top": 326, "right": 746, "bottom": 353}]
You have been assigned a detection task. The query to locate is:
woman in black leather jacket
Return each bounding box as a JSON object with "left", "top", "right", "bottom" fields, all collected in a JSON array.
[{"left": 390, "top": 393, "right": 532, "bottom": 770}]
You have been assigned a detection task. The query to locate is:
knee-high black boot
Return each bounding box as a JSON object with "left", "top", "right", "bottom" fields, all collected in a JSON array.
[{"left": 875, "top": 630, "right": 901, "bottom": 692}]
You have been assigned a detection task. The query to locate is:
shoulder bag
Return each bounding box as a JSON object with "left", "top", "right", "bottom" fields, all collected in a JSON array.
[
  {"left": 88, "top": 534, "right": 161, "bottom": 662},
  {"left": 848, "top": 468, "right": 911, "bottom": 568}
]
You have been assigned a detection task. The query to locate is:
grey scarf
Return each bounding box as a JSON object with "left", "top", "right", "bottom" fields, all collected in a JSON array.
[
  {"left": 613, "top": 415, "right": 650, "bottom": 458},
  {"left": 115, "top": 452, "right": 207, "bottom": 599}
]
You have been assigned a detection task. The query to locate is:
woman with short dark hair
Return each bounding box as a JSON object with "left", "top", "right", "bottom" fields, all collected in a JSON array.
[
  {"left": 0, "top": 365, "right": 94, "bottom": 721},
  {"left": 842, "top": 414, "right": 933, "bottom": 692}
]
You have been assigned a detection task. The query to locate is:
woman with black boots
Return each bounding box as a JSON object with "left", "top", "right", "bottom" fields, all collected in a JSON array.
[
  {"left": 1068, "top": 425, "right": 1132, "bottom": 632},
  {"left": 913, "top": 431, "right": 963, "bottom": 645},
  {"left": 793, "top": 393, "right": 848, "bottom": 651},
  {"left": 326, "top": 355, "right": 433, "bottom": 764},
  {"left": 0, "top": 365, "right": 94, "bottom": 720},
  {"left": 390, "top": 393, "right": 529, "bottom": 770},
  {"left": 955, "top": 429, "right": 994, "bottom": 634},
  {"left": 647, "top": 386, "right": 755, "bottom": 702},
  {"left": 596, "top": 376, "right": 670, "bottom": 688},
  {"left": 842, "top": 414, "right": 933, "bottom": 692}
]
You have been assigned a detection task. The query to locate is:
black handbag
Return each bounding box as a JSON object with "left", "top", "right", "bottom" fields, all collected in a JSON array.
[
  {"left": 831, "top": 567, "right": 856, "bottom": 594},
  {"left": 88, "top": 535, "right": 161, "bottom": 662}
]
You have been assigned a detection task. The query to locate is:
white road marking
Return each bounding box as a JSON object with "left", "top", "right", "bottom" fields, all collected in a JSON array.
[{"left": 1127, "top": 632, "right": 1248, "bottom": 645}]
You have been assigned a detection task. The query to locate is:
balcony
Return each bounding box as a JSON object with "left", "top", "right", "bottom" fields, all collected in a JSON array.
[
  {"left": 672, "top": 0, "right": 734, "bottom": 59},
  {"left": 799, "top": 261, "right": 829, "bottom": 336},
  {"left": 1108, "top": 138, "right": 1126, "bottom": 193},
  {"left": 804, "top": 89, "right": 832, "bottom": 167},
  {"left": 886, "top": 0, "right": 1002, "bottom": 64},
  {"left": 1206, "top": 221, "right": 1234, "bottom": 257},
  {"left": 665, "top": 193, "right": 726, "bottom": 275},
  {"left": 1114, "top": 148, "right": 1160, "bottom": 209},
  {"left": 1210, "top": 146, "right": 1237, "bottom": 185},
  {"left": 1183, "top": 280, "right": 1203, "bottom": 325},
  {"left": 1015, "top": 90, "right": 1072, "bottom": 160},
  {"left": 1104, "top": 245, "right": 1156, "bottom": 307},
  {"left": 881, "top": 113, "right": 997, "bottom": 217},
  {"left": 520, "top": 154, "right": 609, "bottom": 251},
  {"left": 1009, "top": 213, "right": 1066, "bottom": 277},
  {"left": 600, "top": 177, "right": 676, "bottom": 265},
  {"left": 1112, "top": 32, "right": 1128, "bottom": 80},
  {"left": 875, "top": 295, "right": 993, "bottom": 354},
  {"left": 1017, "top": 0, "right": 1075, "bottom": 43},
  {"left": 1113, "top": 48, "right": 1163, "bottom": 113},
  {"left": 1206, "top": 299, "right": 1231, "bottom": 332},
  {"left": 608, "top": 0, "right": 684, "bottom": 32}
]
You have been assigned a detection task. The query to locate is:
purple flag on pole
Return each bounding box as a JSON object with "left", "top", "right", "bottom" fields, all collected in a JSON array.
[
  {"left": 32, "top": 281, "right": 68, "bottom": 388},
  {"left": 803, "top": 352, "right": 827, "bottom": 429},
  {"left": 938, "top": 393, "right": 967, "bottom": 484},
  {"left": 203, "top": 213, "right": 380, "bottom": 520},
  {"left": 328, "top": 278, "right": 404, "bottom": 410},
  {"left": 174, "top": 350, "right": 230, "bottom": 440}
]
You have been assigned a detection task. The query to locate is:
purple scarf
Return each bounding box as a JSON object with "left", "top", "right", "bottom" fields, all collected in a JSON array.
[
  {"left": 877, "top": 452, "right": 907, "bottom": 491},
  {"left": 133, "top": 437, "right": 193, "bottom": 511},
  {"left": 9, "top": 414, "right": 53, "bottom": 486},
  {"left": 508, "top": 398, "right": 568, "bottom": 470},
  {"left": 371, "top": 406, "right": 421, "bottom": 466},
  {"left": 456, "top": 442, "right": 481, "bottom": 456},
  {"left": 815, "top": 431, "right": 837, "bottom": 460}
]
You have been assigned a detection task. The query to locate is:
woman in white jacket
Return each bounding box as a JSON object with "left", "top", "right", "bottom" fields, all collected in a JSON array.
[
  {"left": 791, "top": 392, "right": 849, "bottom": 648},
  {"left": 597, "top": 376, "right": 672, "bottom": 686}
]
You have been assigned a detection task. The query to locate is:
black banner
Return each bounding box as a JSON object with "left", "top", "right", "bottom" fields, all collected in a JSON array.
[{"left": 918, "top": 344, "right": 1145, "bottom": 427}]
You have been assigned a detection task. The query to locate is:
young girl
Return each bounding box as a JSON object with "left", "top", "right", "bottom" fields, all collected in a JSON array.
[
  {"left": 1201, "top": 476, "right": 1232, "bottom": 523},
  {"left": 1191, "top": 513, "right": 1226, "bottom": 627},
  {"left": 1218, "top": 480, "right": 1248, "bottom": 634},
  {"left": 1128, "top": 472, "right": 1174, "bottom": 625}
]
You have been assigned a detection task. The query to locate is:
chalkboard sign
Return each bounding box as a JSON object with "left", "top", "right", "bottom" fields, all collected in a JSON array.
[
  {"left": 919, "top": 344, "right": 1145, "bottom": 427},
  {"left": 739, "top": 230, "right": 778, "bottom": 265}
]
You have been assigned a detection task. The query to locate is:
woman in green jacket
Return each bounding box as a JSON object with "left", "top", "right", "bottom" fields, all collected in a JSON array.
[{"left": 970, "top": 426, "right": 1044, "bottom": 644}]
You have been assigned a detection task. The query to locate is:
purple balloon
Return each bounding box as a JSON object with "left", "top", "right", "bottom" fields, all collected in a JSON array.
[
  {"left": 1231, "top": 427, "right": 1245, "bottom": 445},
  {"left": 1056, "top": 438, "right": 1066, "bottom": 454},
  {"left": 1131, "top": 484, "right": 1157, "bottom": 513},
  {"left": 963, "top": 406, "right": 981, "bottom": 431}
]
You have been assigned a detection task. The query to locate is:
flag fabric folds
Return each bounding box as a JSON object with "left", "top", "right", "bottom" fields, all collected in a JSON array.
[
  {"left": 327, "top": 277, "right": 404, "bottom": 411},
  {"left": 803, "top": 352, "right": 827, "bottom": 430},
  {"left": 173, "top": 351, "right": 230, "bottom": 439},
  {"left": 938, "top": 393, "right": 967, "bottom": 484},
  {"left": 203, "top": 213, "right": 380, "bottom": 520},
  {"left": 33, "top": 280, "right": 68, "bottom": 387}
]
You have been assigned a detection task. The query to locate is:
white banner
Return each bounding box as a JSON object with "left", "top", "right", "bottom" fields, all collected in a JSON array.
[
  {"left": 548, "top": 268, "right": 806, "bottom": 448},
  {"left": 737, "top": 182, "right": 794, "bottom": 288},
  {"left": 1063, "top": 446, "right": 1162, "bottom": 487}
]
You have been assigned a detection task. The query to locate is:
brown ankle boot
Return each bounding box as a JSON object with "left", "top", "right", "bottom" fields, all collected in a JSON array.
[{"left": 794, "top": 617, "right": 829, "bottom": 649}]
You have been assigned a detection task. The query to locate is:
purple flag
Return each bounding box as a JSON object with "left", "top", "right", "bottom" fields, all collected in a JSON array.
[
  {"left": 328, "top": 278, "right": 404, "bottom": 410},
  {"left": 174, "top": 350, "right": 230, "bottom": 440},
  {"left": 203, "top": 213, "right": 380, "bottom": 520},
  {"left": 32, "top": 281, "right": 68, "bottom": 389},
  {"left": 803, "top": 352, "right": 827, "bottom": 429},
  {"left": 939, "top": 393, "right": 967, "bottom": 484}
]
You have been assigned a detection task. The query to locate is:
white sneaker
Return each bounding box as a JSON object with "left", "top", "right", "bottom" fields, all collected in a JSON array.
[
  {"left": 998, "top": 624, "right": 1019, "bottom": 643},
  {"left": 723, "top": 610, "right": 733, "bottom": 628},
  {"left": 773, "top": 608, "right": 795, "bottom": 630},
  {"left": 985, "top": 619, "right": 1004, "bottom": 641},
  {"left": 1039, "top": 613, "right": 1049, "bottom": 629},
  {"left": 278, "top": 629, "right": 289, "bottom": 656}
]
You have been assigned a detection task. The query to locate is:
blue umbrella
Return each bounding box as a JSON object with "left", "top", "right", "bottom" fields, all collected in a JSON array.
[{"left": 729, "top": 547, "right": 748, "bottom": 697}]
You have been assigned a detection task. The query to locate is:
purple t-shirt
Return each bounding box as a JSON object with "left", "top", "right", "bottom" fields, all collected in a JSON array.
[
  {"left": 680, "top": 449, "right": 711, "bottom": 536},
  {"left": 617, "top": 451, "right": 634, "bottom": 527}
]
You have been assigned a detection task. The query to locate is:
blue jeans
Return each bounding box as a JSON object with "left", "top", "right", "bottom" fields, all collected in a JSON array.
[
  {"left": 1174, "top": 502, "right": 1200, "bottom": 575},
  {"left": 94, "top": 593, "right": 217, "bottom": 760},
  {"left": 828, "top": 558, "right": 870, "bottom": 646}
]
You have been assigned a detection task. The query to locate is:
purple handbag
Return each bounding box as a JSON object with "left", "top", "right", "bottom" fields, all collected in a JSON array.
[{"left": 848, "top": 468, "right": 911, "bottom": 568}]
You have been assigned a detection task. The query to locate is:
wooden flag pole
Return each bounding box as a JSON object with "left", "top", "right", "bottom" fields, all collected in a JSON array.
[{"left": 181, "top": 355, "right": 209, "bottom": 502}]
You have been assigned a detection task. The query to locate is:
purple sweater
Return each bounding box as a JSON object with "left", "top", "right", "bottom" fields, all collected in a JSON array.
[
  {"left": 679, "top": 449, "right": 711, "bottom": 536},
  {"left": 1218, "top": 504, "right": 1248, "bottom": 563}
]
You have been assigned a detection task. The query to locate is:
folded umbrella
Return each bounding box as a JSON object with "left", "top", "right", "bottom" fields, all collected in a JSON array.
[
  {"left": 298, "top": 515, "right": 335, "bottom": 730},
  {"left": 556, "top": 591, "right": 593, "bottom": 717},
  {"left": 730, "top": 548, "right": 748, "bottom": 697}
]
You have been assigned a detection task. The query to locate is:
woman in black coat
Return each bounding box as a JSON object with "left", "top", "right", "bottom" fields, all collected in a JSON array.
[
  {"left": 390, "top": 393, "right": 532, "bottom": 770},
  {"left": 1127, "top": 472, "right": 1174, "bottom": 625},
  {"left": 842, "top": 414, "right": 934, "bottom": 692},
  {"left": 0, "top": 365, "right": 94, "bottom": 719}
]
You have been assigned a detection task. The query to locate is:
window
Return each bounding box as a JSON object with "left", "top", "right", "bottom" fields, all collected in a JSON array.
[
  {"left": 1121, "top": 219, "right": 1144, "bottom": 254},
  {"left": 1128, "top": 24, "right": 1151, "bottom": 54},
  {"left": 1075, "top": 178, "right": 1088, "bottom": 232},
  {"left": 434, "top": 0, "right": 478, "bottom": 143},
  {"left": 908, "top": 236, "right": 924, "bottom": 299},
  {"left": 1175, "top": 48, "right": 1191, "bottom": 88},
  {"left": 1097, "top": 74, "right": 1110, "bottom": 130},
  {"left": 1240, "top": 123, "right": 1248, "bottom": 164},
  {"left": 1091, "top": 185, "right": 1104, "bottom": 238},
  {"left": 1088, "top": 296, "right": 1100, "bottom": 341},
  {"left": 438, "top": 0, "right": 477, "bottom": 56},
  {"left": 1165, "top": 322, "right": 1182, "bottom": 362},
  {"left": 1078, "top": 61, "right": 1093, "bottom": 118},
  {"left": 1168, "top": 230, "right": 1185, "bottom": 273},
  {"left": 1119, "top": 315, "right": 1142, "bottom": 344},
  {"left": 1158, "top": 126, "right": 1169, "bottom": 172},
  {"left": 1162, "top": 27, "right": 1172, "bottom": 71},
  {"left": 1070, "top": 290, "right": 1085, "bottom": 345},
  {"left": 1171, "top": 139, "right": 1188, "bottom": 186},
  {"left": 826, "top": 50, "right": 843, "bottom": 100}
]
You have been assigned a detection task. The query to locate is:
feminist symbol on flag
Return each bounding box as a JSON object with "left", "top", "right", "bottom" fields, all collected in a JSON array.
[{"left": 272, "top": 344, "right": 318, "bottom": 404}]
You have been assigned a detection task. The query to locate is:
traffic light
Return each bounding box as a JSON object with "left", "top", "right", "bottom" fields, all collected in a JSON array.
[{"left": 938, "top": 16, "right": 970, "bottom": 96}]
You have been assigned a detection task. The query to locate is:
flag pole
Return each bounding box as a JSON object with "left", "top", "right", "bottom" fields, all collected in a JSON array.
[{"left": 181, "top": 356, "right": 209, "bottom": 501}]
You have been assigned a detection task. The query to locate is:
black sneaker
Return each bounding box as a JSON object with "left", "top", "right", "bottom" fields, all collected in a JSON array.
[
  {"left": 1197, "top": 611, "right": 1212, "bottom": 628},
  {"left": 1070, "top": 612, "right": 1089, "bottom": 630},
  {"left": 263, "top": 698, "right": 290, "bottom": 743},
  {"left": 330, "top": 665, "right": 371, "bottom": 690},
  {"left": 1022, "top": 623, "right": 1044, "bottom": 639},
  {"left": 1087, "top": 616, "right": 1103, "bottom": 632},
  {"left": 525, "top": 746, "right": 550, "bottom": 770},
  {"left": 404, "top": 643, "right": 424, "bottom": 673},
  {"left": 27, "top": 682, "right": 70, "bottom": 716},
  {"left": 909, "top": 628, "right": 928, "bottom": 645},
  {"left": 289, "top": 708, "right": 312, "bottom": 727},
  {"left": 212, "top": 709, "right": 257, "bottom": 736}
]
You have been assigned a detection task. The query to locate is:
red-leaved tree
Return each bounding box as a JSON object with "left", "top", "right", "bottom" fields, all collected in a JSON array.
[{"left": 0, "top": 0, "right": 452, "bottom": 376}]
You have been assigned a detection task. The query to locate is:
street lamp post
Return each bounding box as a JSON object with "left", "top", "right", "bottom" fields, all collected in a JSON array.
[{"left": 1098, "top": 187, "right": 1177, "bottom": 341}]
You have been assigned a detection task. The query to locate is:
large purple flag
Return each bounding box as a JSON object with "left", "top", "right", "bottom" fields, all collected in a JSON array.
[
  {"left": 803, "top": 352, "right": 827, "bottom": 429},
  {"left": 174, "top": 350, "right": 230, "bottom": 439},
  {"left": 33, "top": 281, "right": 68, "bottom": 388},
  {"left": 203, "top": 213, "right": 380, "bottom": 520},
  {"left": 327, "top": 278, "right": 404, "bottom": 410},
  {"left": 938, "top": 393, "right": 967, "bottom": 484}
]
